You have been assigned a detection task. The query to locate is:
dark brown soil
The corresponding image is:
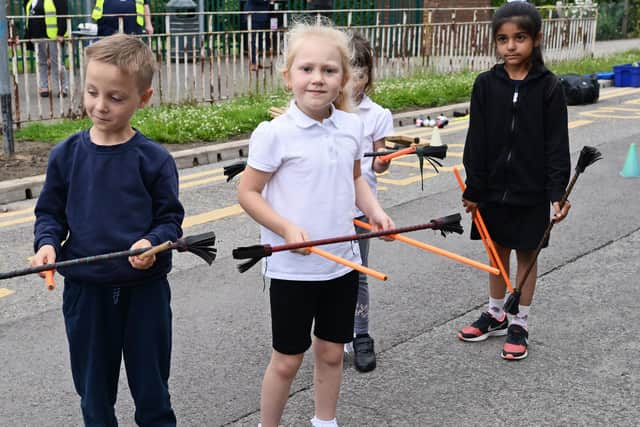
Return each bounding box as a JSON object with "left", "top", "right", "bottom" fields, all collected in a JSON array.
[{"left": 0, "top": 140, "right": 222, "bottom": 182}]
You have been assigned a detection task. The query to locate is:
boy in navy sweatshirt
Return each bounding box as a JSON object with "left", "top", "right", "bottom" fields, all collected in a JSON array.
[{"left": 31, "top": 33, "right": 184, "bottom": 427}]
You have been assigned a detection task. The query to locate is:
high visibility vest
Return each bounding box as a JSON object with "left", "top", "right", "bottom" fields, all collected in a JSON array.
[
  {"left": 92, "top": 0, "right": 145, "bottom": 27},
  {"left": 25, "top": 0, "right": 69, "bottom": 39}
]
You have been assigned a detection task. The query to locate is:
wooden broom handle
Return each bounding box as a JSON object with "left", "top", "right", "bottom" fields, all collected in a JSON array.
[{"left": 140, "top": 241, "right": 173, "bottom": 259}]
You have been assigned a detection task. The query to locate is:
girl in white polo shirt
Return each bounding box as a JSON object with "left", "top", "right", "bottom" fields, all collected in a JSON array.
[
  {"left": 237, "top": 20, "right": 395, "bottom": 427},
  {"left": 347, "top": 32, "right": 395, "bottom": 374}
]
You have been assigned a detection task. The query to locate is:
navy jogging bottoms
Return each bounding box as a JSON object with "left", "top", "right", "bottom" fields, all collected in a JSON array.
[{"left": 62, "top": 277, "right": 176, "bottom": 427}]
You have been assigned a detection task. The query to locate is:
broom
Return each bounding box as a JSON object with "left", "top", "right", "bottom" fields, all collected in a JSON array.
[
  {"left": 0, "top": 232, "right": 217, "bottom": 282},
  {"left": 370, "top": 145, "right": 448, "bottom": 190},
  {"left": 503, "top": 146, "right": 603, "bottom": 315},
  {"left": 233, "top": 213, "right": 463, "bottom": 273},
  {"left": 224, "top": 161, "right": 247, "bottom": 182}
]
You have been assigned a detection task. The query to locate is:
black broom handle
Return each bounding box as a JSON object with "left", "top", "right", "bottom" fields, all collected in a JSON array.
[
  {"left": 267, "top": 221, "right": 448, "bottom": 253},
  {"left": 515, "top": 172, "right": 578, "bottom": 291},
  {"left": 0, "top": 242, "right": 176, "bottom": 281}
]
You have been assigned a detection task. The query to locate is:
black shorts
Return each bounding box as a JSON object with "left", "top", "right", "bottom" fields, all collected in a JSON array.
[
  {"left": 471, "top": 202, "right": 550, "bottom": 250},
  {"left": 269, "top": 270, "right": 358, "bottom": 355}
]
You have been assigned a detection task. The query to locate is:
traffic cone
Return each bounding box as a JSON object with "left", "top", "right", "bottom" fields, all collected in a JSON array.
[
  {"left": 430, "top": 126, "right": 442, "bottom": 146},
  {"left": 620, "top": 143, "right": 640, "bottom": 178}
]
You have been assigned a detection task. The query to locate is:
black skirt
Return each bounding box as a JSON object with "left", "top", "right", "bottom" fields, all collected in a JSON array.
[{"left": 470, "top": 202, "right": 550, "bottom": 250}]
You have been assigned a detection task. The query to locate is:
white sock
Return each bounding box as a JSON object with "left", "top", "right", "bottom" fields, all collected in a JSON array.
[
  {"left": 310, "top": 416, "right": 338, "bottom": 427},
  {"left": 511, "top": 305, "right": 530, "bottom": 330},
  {"left": 488, "top": 297, "right": 505, "bottom": 320}
]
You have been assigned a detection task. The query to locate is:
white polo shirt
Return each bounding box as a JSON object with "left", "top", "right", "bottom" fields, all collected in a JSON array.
[
  {"left": 247, "top": 101, "right": 365, "bottom": 281},
  {"left": 355, "top": 95, "right": 394, "bottom": 217}
]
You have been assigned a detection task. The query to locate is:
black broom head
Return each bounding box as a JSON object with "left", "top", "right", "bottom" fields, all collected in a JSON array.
[
  {"left": 575, "top": 146, "right": 602, "bottom": 174},
  {"left": 503, "top": 289, "right": 521, "bottom": 315},
  {"left": 224, "top": 161, "right": 247, "bottom": 182},
  {"left": 419, "top": 144, "right": 448, "bottom": 160},
  {"left": 175, "top": 232, "right": 217, "bottom": 265},
  {"left": 232, "top": 244, "right": 272, "bottom": 260},
  {"left": 430, "top": 213, "right": 464, "bottom": 237}
]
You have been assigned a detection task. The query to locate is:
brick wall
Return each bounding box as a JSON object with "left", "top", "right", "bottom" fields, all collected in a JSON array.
[{"left": 424, "top": 0, "right": 492, "bottom": 23}]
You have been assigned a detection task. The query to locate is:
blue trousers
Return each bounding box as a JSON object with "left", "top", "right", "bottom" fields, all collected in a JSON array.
[{"left": 62, "top": 277, "right": 176, "bottom": 427}]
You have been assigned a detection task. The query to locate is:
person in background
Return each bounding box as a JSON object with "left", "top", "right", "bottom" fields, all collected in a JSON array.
[
  {"left": 23, "top": 0, "right": 69, "bottom": 98},
  {"left": 243, "top": 0, "right": 271, "bottom": 71},
  {"left": 93, "top": 0, "right": 154, "bottom": 37}
]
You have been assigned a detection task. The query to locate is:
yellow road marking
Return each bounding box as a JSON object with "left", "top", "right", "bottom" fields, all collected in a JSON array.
[
  {"left": 599, "top": 87, "right": 640, "bottom": 100},
  {"left": 568, "top": 120, "right": 593, "bottom": 128},
  {"left": 182, "top": 204, "right": 245, "bottom": 229},
  {"left": 180, "top": 175, "right": 227, "bottom": 189},
  {"left": 179, "top": 168, "right": 224, "bottom": 182},
  {"left": 0, "top": 207, "right": 34, "bottom": 218},
  {"left": 580, "top": 106, "right": 640, "bottom": 119},
  {"left": 378, "top": 164, "right": 464, "bottom": 186},
  {"left": 0, "top": 215, "right": 35, "bottom": 228},
  {"left": 0, "top": 288, "right": 15, "bottom": 298}
]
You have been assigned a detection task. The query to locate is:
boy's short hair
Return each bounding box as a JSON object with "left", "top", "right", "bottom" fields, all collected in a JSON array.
[{"left": 85, "top": 34, "right": 157, "bottom": 94}]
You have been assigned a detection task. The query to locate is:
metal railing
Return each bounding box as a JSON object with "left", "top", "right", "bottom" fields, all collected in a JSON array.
[{"left": 3, "top": 6, "right": 598, "bottom": 126}]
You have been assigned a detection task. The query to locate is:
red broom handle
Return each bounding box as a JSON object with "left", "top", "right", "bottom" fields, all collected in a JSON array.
[
  {"left": 378, "top": 146, "right": 416, "bottom": 162},
  {"left": 308, "top": 247, "right": 388, "bottom": 281},
  {"left": 453, "top": 168, "right": 514, "bottom": 294},
  {"left": 267, "top": 221, "right": 450, "bottom": 254},
  {"left": 354, "top": 219, "right": 499, "bottom": 275}
]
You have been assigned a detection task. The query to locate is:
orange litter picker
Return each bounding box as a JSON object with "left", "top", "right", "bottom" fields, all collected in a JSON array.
[
  {"left": 232, "top": 214, "right": 463, "bottom": 274},
  {"left": 353, "top": 219, "right": 499, "bottom": 276},
  {"left": 453, "top": 167, "right": 514, "bottom": 294}
]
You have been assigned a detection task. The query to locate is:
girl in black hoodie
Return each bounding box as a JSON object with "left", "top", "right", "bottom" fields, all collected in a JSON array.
[{"left": 457, "top": 2, "right": 571, "bottom": 361}]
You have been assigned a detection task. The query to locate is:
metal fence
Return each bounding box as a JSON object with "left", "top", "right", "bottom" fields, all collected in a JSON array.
[{"left": 4, "top": 6, "right": 598, "bottom": 125}]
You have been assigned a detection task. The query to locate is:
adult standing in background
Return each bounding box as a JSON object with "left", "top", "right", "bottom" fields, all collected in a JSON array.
[
  {"left": 23, "top": 0, "right": 69, "bottom": 98},
  {"left": 307, "top": 0, "right": 332, "bottom": 19},
  {"left": 92, "top": 0, "right": 154, "bottom": 37},
  {"left": 243, "top": 0, "right": 271, "bottom": 71}
]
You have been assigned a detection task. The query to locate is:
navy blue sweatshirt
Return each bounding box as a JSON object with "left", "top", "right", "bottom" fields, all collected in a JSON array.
[
  {"left": 34, "top": 130, "right": 184, "bottom": 286},
  {"left": 463, "top": 62, "right": 571, "bottom": 206}
]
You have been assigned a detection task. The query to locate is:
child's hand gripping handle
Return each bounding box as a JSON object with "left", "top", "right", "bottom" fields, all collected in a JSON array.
[{"left": 139, "top": 241, "right": 173, "bottom": 259}]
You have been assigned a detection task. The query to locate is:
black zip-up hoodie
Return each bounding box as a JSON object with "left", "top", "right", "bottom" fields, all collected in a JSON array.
[{"left": 462, "top": 62, "right": 570, "bottom": 206}]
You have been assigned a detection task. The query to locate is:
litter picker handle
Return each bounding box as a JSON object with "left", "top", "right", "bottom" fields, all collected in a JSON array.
[
  {"left": 353, "top": 219, "right": 499, "bottom": 275},
  {"left": 453, "top": 167, "right": 514, "bottom": 293},
  {"left": 44, "top": 270, "right": 55, "bottom": 291},
  {"left": 378, "top": 146, "right": 416, "bottom": 163},
  {"left": 308, "top": 247, "right": 387, "bottom": 281}
]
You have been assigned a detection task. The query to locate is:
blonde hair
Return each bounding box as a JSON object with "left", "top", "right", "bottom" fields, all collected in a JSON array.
[
  {"left": 85, "top": 34, "right": 157, "bottom": 94},
  {"left": 282, "top": 18, "right": 353, "bottom": 112}
]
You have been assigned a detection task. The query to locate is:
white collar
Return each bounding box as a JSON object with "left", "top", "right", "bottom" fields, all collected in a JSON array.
[
  {"left": 356, "top": 94, "right": 374, "bottom": 111},
  {"left": 287, "top": 100, "right": 340, "bottom": 129}
]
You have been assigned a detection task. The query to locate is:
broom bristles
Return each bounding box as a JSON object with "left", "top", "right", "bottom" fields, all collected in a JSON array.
[
  {"left": 238, "top": 257, "right": 261, "bottom": 273},
  {"left": 224, "top": 161, "right": 248, "bottom": 182},
  {"left": 503, "top": 290, "right": 521, "bottom": 315},
  {"left": 174, "top": 232, "right": 217, "bottom": 264},
  {"left": 431, "top": 213, "right": 464, "bottom": 237},
  {"left": 575, "top": 146, "right": 602, "bottom": 174},
  {"left": 232, "top": 245, "right": 271, "bottom": 260},
  {"left": 420, "top": 144, "right": 448, "bottom": 160}
]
